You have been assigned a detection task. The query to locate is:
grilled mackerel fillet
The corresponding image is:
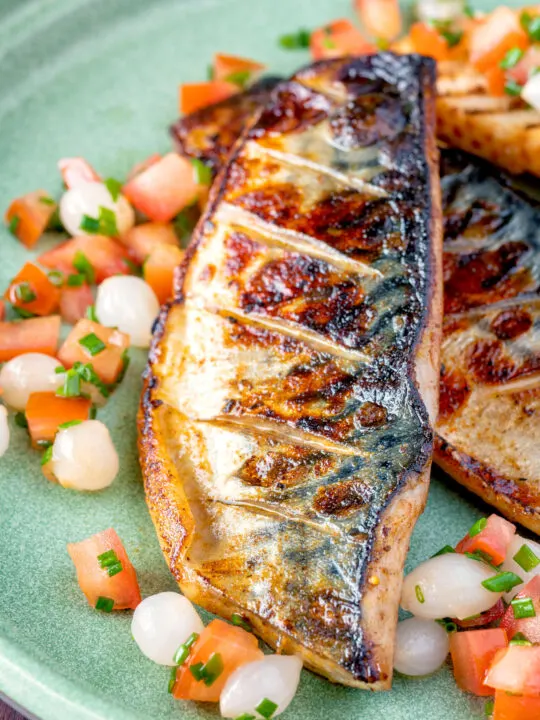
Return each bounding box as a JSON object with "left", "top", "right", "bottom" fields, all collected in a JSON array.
[
  {"left": 140, "top": 53, "right": 442, "bottom": 689},
  {"left": 437, "top": 149, "right": 540, "bottom": 534}
]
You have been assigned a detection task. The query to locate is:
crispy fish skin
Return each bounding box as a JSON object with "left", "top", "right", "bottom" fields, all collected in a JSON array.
[
  {"left": 436, "top": 149, "right": 540, "bottom": 533},
  {"left": 139, "top": 54, "right": 442, "bottom": 689}
]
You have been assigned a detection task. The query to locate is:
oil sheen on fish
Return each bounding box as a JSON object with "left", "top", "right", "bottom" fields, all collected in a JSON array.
[
  {"left": 436, "top": 149, "right": 540, "bottom": 534},
  {"left": 139, "top": 54, "right": 442, "bottom": 689}
]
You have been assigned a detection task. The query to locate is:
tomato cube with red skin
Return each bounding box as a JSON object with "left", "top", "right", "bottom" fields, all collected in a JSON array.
[
  {"left": 485, "top": 645, "right": 540, "bottom": 696},
  {"left": 0, "top": 316, "right": 61, "bottom": 362},
  {"left": 450, "top": 628, "right": 508, "bottom": 696},
  {"left": 5, "top": 262, "right": 60, "bottom": 317},
  {"left": 5, "top": 190, "right": 57, "bottom": 249},
  {"left": 456, "top": 514, "right": 516, "bottom": 565}
]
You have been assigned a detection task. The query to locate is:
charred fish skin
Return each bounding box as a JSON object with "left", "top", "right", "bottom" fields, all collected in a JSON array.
[
  {"left": 436, "top": 149, "right": 540, "bottom": 533},
  {"left": 140, "top": 54, "right": 442, "bottom": 690}
]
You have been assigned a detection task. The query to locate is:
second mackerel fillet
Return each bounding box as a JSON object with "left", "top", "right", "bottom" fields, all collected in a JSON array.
[{"left": 139, "top": 54, "right": 442, "bottom": 689}]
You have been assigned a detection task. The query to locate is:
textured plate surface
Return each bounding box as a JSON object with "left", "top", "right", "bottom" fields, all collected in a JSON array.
[{"left": 0, "top": 0, "right": 524, "bottom": 718}]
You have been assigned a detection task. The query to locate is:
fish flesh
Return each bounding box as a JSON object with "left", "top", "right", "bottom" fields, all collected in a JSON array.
[
  {"left": 436, "top": 149, "right": 540, "bottom": 534},
  {"left": 139, "top": 54, "right": 442, "bottom": 689}
]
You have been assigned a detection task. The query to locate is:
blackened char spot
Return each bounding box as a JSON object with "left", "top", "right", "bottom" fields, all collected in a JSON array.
[
  {"left": 253, "top": 82, "right": 332, "bottom": 137},
  {"left": 444, "top": 200, "right": 511, "bottom": 241},
  {"left": 314, "top": 480, "right": 371, "bottom": 516},
  {"left": 329, "top": 94, "right": 406, "bottom": 149}
]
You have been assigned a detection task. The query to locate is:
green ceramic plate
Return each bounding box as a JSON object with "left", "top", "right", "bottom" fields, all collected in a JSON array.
[{"left": 0, "top": 0, "right": 524, "bottom": 718}]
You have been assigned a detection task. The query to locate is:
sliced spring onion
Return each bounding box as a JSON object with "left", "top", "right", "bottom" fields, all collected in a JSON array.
[
  {"left": 415, "top": 584, "right": 425, "bottom": 604},
  {"left": 58, "top": 419, "right": 83, "bottom": 430},
  {"left": 11, "top": 306, "right": 35, "bottom": 319},
  {"left": 484, "top": 699, "right": 494, "bottom": 717},
  {"left": 513, "top": 543, "right": 540, "bottom": 572},
  {"left": 78, "top": 332, "right": 106, "bottom": 357},
  {"left": 173, "top": 204, "right": 199, "bottom": 240},
  {"left": 97, "top": 549, "right": 123, "bottom": 577},
  {"left": 481, "top": 571, "right": 523, "bottom": 593},
  {"left": 67, "top": 273, "right": 85, "bottom": 287},
  {"left": 86, "top": 304, "right": 99, "bottom": 322},
  {"left": 505, "top": 79, "right": 523, "bottom": 96},
  {"left": 207, "top": 64, "right": 214, "bottom": 80},
  {"left": 322, "top": 36, "right": 336, "bottom": 49},
  {"left": 255, "top": 698, "right": 278, "bottom": 719},
  {"left": 104, "top": 178, "right": 122, "bottom": 202},
  {"left": 463, "top": 4, "right": 474, "bottom": 17},
  {"left": 191, "top": 158, "right": 212, "bottom": 186},
  {"left": 73, "top": 250, "right": 96, "bottom": 285},
  {"left": 89, "top": 406, "right": 97, "bottom": 419},
  {"left": 39, "top": 195, "right": 56, "bottom": 206},
  {"left": 41, "top": 445, "right": 53, "bottom": 466},
  {"left": 8, "top": 216, "right": 20, "bottom": 236},
  {"left": 464, "top": 550, "right": 499, "bottom": 570},
  {"left": 189, "top": 661, "right": 205, "bottom": 681},
  {"left": 189, "top": 653, "right": 224, "bottom": 686},
  {"left": 278, "top": 28, "right": 310, "bottom": 49},
  {"left": 440, "top": 29, "right": 463, "bottom": 48},
  {"left": 98, "top": 206, "right": 118, "bottom": 237},
  {"left": 500, "top": 47, "right": 525, "bottom": 70},
  {"left": 167, "top": 665, "right": 178, "bottom": 694},
  {"left": 509, "top": 632, "right": 533, "bottom": 646},
  {"left": 56, "top": 369, "right": 82, "bottom": 398},
  {"left": 231, "top": 613, "right": 252, "bottom": 632},
  {"left": 235, "top": 715, "right": 256, "bottom": 720},
  {"left": 511, "top": 597, "right": 536, "bottom": 619},
  {"left": 14, "top": 412, "right": 28, "bottom": 429},
  {"left": 468, "top": 517, "right": 487, "bottom": 538},
  {"left": 173, "top": 632, "right": 199, "bottom": 665},
  {"left": 95, "top": 596, "right": 115, "bottom": 612},
  {"left": 47, "top": 270, "right": 64, "bottom": 287},
  {"left": 80, "top": 214, "right": 100, "bottom": 234},
  {"left": 435, "top": 618, "right": 458, "bottom": 633},
  {"left": 521, "top": 11, "right": 540, "bottom": 41},
  {"left": 224, "top": 70, "right": 251, "bottom": 88},
  {"left": 14, "top": 282, "right": 37, "bottom": 304}
]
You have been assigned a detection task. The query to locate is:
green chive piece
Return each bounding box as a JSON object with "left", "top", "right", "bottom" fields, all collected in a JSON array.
[
  {"left": 56, "top": 369, "right": 81, "bottom": 398},
  {"left": 505, "top": 79, "right": 523, "bottom": 96},
  {"left": 95, "top": 596, "right": 115, "bottom": 612},
  {"left": 14, "top": 282, "right": 37, "bottom": 304},
  {"left": 484, "top": 699, "right": 494, "bottom": 717},
  {"left": 71, "top": 361, "right": 110, "bottom": 398},
  {"left": 191, "top": 158, "right": 212, "bottom": 186},
  {"left": 440, "top": 29, "right": 463, "bottom": 48},
  {"left": 255, "top": 698, "right": 278, "bottom": 719},
  {"left": 104, "top": 178, "right": 122, "bottom": 202},
  {"left": 201, "top": 652, "right": 224, "bottom": 686},
  {"left": 464, "top": 550, "right": 499, "bottom": 570},
  {"left": 73, "top": 251, "right": 96, "bottom": 285},
  {"left": 482, "top": 571, "right": 523, "bottom": 593},
  {"left": 415, "top": 584, "right": 425, "bottom": 604},
  {"left": 511, "top": 597, "right": 536, "bottom": 619},
  {"left": 235, "top": 715, "right": 256, "bottom": 720},
  {"left": 463, "top": 4, "right": 474, "bottom": 18},
  {"left": 509, "top": 632, "right": 533, "bottom": 646},
  {"left": 80, "top": 214, "right": 100, "bottom": 234},
  {"left": 207, "top": 63, "right": 215, "bottom": 80},
  {"left": 98, "top": 206, "right": 119, "bottom": 237},
  {"left": 522, "top": 11, "right": 540, "bottom": 41},
  {"left": 78, "top": 332, "right": 106, "bottom": 357},
  {"left": 47, "top": 207, "right": 63, "bottom": 231},
  {"left": 14, "top": 412, "right": 28, "bottom": 429},
  {"left": 89, "top": 406, "right": 97, "bottom": 419},
  {"left": 8, "top": 216, "right": 20, "bottom": 236},
  {"left": 115, "top": 349, "right": 130, "bottom": 386},
  {"left": 513, "top": 544, "right": 540, "bottom": 572},
  {"left": 174, "top": 204, "right": 200, "bottom": 241},
  {"left": 278, "top": 28, "right": 311, "bottom": 49},
  {"left": 322, "top": 36, "right": 336, "bottom": 49},
  {"left": 11, "top": 306, "right": 36, "bottom": 319},
  {"left": 173, "top": 632, "right": 199, "bottom": 665},
  {"left": 97, "top": 549, "right": 118, "bottom": 567},
  {"left": 500, "top": 47, "right": 525, "bottom": 70},
  {"left": 231, "top": 613, "right": 252, "bottom": 632},
  {"left": 47, "top": 270, "right": 64, "bottom": 287},
  {"left": 58, "top": 419, "right": 83, "bottom": 430},
  {"left": 189, "top": 662, "right": 205, "bottom": 681},
  {"left": 41, "top": 445, "right": 53, "bottom": 466},
  {"left": 39, "top": 195, "right": 56, "bottom": 206},
  {"left": 468, "top": 517, "right": 487, "bottom": 538},
  {"left": 431, "top": 545, "right": 456, "bottom": 558},
  {"left": 435, "top": 618, "right": 458, "bottom": 633},
  {"left": 106, "top": 561, "right": 123, "bottom": 577},
  {"left": 224, "top": 70, "right": 251, "bottom": 89},
  {"left": 86, "top": 304, "right": 99, "bottom": 322},
  {"left": 67, "top": 273, "right": 85, "bottom": 287},
  {"left": 167, "top": 665, "right": 178, "bottom": 694}
]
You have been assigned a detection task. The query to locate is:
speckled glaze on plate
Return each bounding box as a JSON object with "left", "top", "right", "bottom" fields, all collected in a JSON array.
[{"left": 0, "top": 0, "right": 524, "bottom": 718}]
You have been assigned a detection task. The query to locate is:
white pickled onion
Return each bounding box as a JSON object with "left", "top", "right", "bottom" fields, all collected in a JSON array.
[
  {"left": 501, "top": 534, "right": 540, "bottom": 600},
  {"left": 416, "top": 0, "right": 465, "bottom": 23},
  {"left": 59, "top": 181, "right": 134, "bottom": 238},
  {"left": 220, "top": 655, "right": 302, "bottom": 719},
  {"left": 95, "top": 276, "right": 159, "bottom": 348},
  {"left": 131, "top": 592, "right": 204, "bottom": 666},
  {"left": 0, "top": 405, "right": 9, "bottom": 457},
  {"left": 50, "top": 419, "right": 118, "bottom": 491},
  {"left": 0, "top": 353, "right": 64, "bottom": 411},
  {"left": 393, "top": 617, "right": 449, "bottom": 676},
  {"left": 401, "top": 553, "right": 503, "bottom": 620},
  {"left": 522, "top": 73, "right": 540, "bottom": 112}
]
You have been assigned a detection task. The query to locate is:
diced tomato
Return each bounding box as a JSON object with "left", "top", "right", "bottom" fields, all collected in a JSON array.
[
  {"left": 354, "top": 0, "right": 402, "bottom": 41},
  {"left": 26, "top": 392, "right": 92, "bottom": 447},
  {"left": 310, "top": 19, "right": 375, "bottom": 60},
  {"left": 485, "top": 645, "right": 540, "bottom": 696},
  {"left": 469, "top": 7, "right": 529, "bottom": 73},
  {"left": 409, "top": 22, "right": 451, "bottom": 61},
  {"left": 456, "top": 515, "right": 516, "bottom": 565},
  {"left": 58, "top": 158, "right": 100, "bottom": 189},
  {"left": 180, "top": 81, "right": 239, "bottom": 115},
  {"left": 127, "top": 154, "right": 162, "bottom": 182},
  {"left": 4, "top": 262, "right": 60, "bottom": 317},
  {"left": 500, "top": 576, "right": 540, "bottom": 644},
  {"left": 5, "top": 190, "right": 57, "bottom": 249},
  {"left": 508, "top": 46, "right": 540, "bottom": 86},
  {"left": 59, "top": 284, "right": 94, "bottom": 324},
  {"left": 493, "top": 689, "right": 540, "bottom": 720},
  {"left": 0, "top": 315, "right": 61, "bottom": 362},
  {"left": 57, "top": 319, "right": 129, "bottom": 385},
  {"left": 173, "top": 619, "right": 263, "bottom": 702},
  {"left": 143, "top": 244, "right": 184, "bottom": 304},
  {"left": 213, "top": 53, "right": 266, "bottom": 85},
  {"left": 123, "top": 154, "right": 199, "bottom": 223},
  {"left": 450, "top": 628, "right": 508, "bottom": 696},
  {"left": 67, "top": 528, "right": 141, "bottom": 611},
  {"left": 485, "top": 65, "right": 507, "bottom": 97},
  {"left": 120, "top": 222, "right": 179, "bottom": 265},
  {"left": 38, "top": 235, "right": 131, "bottom": 284},
  {"left": 455, "top": 598, "right": 505, "bottom": 629}
]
